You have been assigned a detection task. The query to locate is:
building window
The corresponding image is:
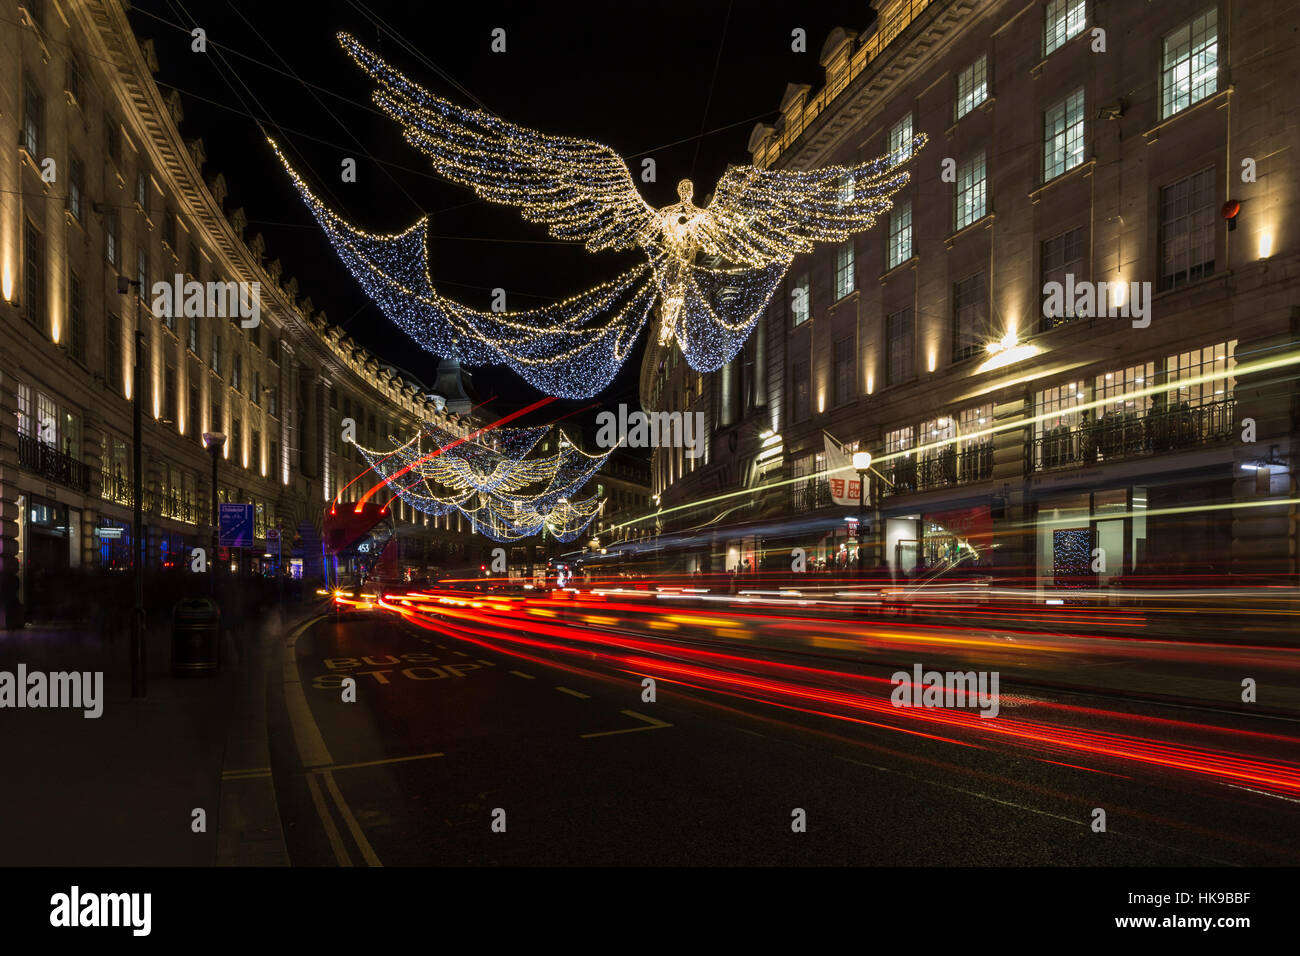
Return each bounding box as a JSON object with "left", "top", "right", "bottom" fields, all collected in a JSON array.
[
  {"left": 952, "top": 273, "right": 990, "bottom": 361},
  {"left": 885, "top": 426, "right": 914, "bottom": 458},
  {"left": 958, "top": 405, "right": 993, "bottom": 448},
  {"left": 16, "top": 383, "right": 33, "bottom": 438},
  {"left": 136, "top": 168, "right": 149, "bottom": 211},
  {"left": 105, "top": 211, "right": 119, "bottom": 267},
  {"left": 37, "top": 392, "right": 57, "bottom": 446},
  {"left": 955, "top": 54, "right": 988, "bottom": 120},
  {"left": 68, "top": 156, "right": 85, "bottom": 222},
  {"left": 105, "top": 116, "right": 121, "bottom": 165},
  {"left": 791, "top": 358, "right": 811, "bottom": 422},
  {"left": 887, "top": 199, "right": 912, "bottom": 270},
  {"left": 888, "top": 113, "right": 914, "bottom": 163},
  {"left": 1162, "top": 8, "right": 1218, "bottom": 119},
  {"left": 252, "top": 370, "right": 261, "bottom": 405},
  {"left": 162, "top": 207, "right": 177, "bottom": 251},
  {"left": 21, "top": 79, "right": 41, "bottom": 157},
  {"left": 68, "top": 271, "right": 85, "bottom": 362},
  {"left": 1044, "top": 0, "right": 1086, "bottom": 56},
  {"left": 253, "top": 430, "right": 261, "bottom": 472},
  {"left": 136, "top": 249, "right": 148, "bottom": 304},
  {"left": 955, "top": 152, "right": 986, "bottom": 231},
  {"left": 165, "top": 366, "right": 178, "bottom": 426},
  {"left": 23, "top": 219, "right": 43, "bottom": 329},
  {"left": 1167, "top": 340, "right": 1236, "bottom": 408},
  {"left": 1158, "top": 166, "right": 1216, "bottom": 291},
  {"left": 107, "top": 313, "right": 122, "bottom": 388},
  {"left": 189, "top": 314, "right": 199, "bottom": 353},
  {"left": 835, "top": 242, "right": 855, "bottom": 299},
  {"left": 211, "top": 330, "right": 222, "bottom": 372},
  {"left": 268, "top": 386, "right": 279, "bottom": 418},
  {"left": 250, "top": 323, "right": 261, "bottom": 351},
  {"left": 210, "top": 400, "right": 222, "bottom": 435},
  {"left": 1043, "top": 88, "right": 1085, "bottom": 181},
  {"left": 833, "top": 338, "right": 855, "bottom": 407},
  {"left": 232, "top": 353, "right": 242, "bottom": 392},
  {"left": 790, "top": 272, "right": 810, "bottom": 326},
  {"left": 233, "top": 418, "right": 242, "bottom": 464},
  {"left": 1096, "top": 362, "right": 1156, "bottom": 415},
  {"left": 269, "top": 337, "right": 280, "bottom": 365},
  {"left": 270, "top": 440, "right": 280, "bottom": 475},
  {"left": 885, "top": 307, "right": 914, "bottom": 386},
  {"left": 66, "top": 53, "right": 84, "bottom": 103},
  {"left": 60, "top": 410, "right": 81, "bottom": 459},
  {"left": 1039, "top": 226, "right": 1086, "bottom": 330},
  {"left": 189, "top": 383, "right": 200, "bottom": 440}
]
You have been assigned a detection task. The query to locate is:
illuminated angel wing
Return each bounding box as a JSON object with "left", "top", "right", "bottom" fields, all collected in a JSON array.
[
  {"left": 339, "top": 33, "right": 656, "bottom": 253},
  {"left": 697, "top": 134, "right": 928, "bottom": 267}
]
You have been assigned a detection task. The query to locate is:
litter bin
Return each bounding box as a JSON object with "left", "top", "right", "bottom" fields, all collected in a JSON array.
[{"left": 172, "top": 598, "right": 220, "bottom": 676}]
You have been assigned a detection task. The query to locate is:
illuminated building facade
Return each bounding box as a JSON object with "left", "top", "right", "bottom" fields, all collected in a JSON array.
[
  {"left": 641, "top": 0, "right": 1298, "bottom": 585},
  {"left": 0, "top": 0, "right": 482, "bottom": 625}
]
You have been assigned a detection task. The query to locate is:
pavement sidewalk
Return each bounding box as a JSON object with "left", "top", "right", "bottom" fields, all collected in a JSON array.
[{"left": 0, "top": 600, "right": 323, "bottom": 866}]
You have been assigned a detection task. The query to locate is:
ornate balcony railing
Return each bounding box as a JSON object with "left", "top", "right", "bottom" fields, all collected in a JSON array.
[
  {"left": 1027, "top": 398, "right": 1237, "bottom": 472},
  {"left": 19, "top": 434, "right": 91, "bottom": 493},
  {"left": 159, "top": 491, "right": 198, "bottom": 525},
  {"left": 790, "top": 475, "right": 835, "bottom": 511},
  {"left": 881, "top": 442, "right": 994, "bottom": 497}
]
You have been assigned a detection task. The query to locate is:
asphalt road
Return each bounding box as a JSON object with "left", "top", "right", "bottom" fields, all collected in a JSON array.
[{"left": 263, "top": 606, "right": 1300, "bottom": 866}]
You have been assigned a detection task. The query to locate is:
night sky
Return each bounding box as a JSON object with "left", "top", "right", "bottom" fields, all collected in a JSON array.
[{"left": 127, "top": 0, "right": 874, "bottom": 434}]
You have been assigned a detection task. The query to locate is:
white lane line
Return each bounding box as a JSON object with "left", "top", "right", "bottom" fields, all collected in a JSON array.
[
  {"left": 283, "top": 616, "right": 334, "bottom": 770},
  {"left": 322, "top": 771, "right": 384, "bottom": 867},
  {"left": 476, "top": 659, "right": 496, "bottom": 667},
  {"left": 510, "top": 670, "right": 536, "bottom": 679},
  {"left": 580, "top": 710, "right": 673, "bottom": 738},
  {"left": 556, "top": 686, "right": 591, "bottom": 699},
  {"left": 305, "top": 772, "right": 352, "bottom": 867}
]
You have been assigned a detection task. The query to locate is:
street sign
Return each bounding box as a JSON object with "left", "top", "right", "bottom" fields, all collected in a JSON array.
[
  {"left": 219, "top": 503, "right": 254, "bottom": 547},
  {"left": 266, "top": 528, "right": 280, "bottom": 542},
  {"left": 95, "top": 527, "right": 124, "bottom": 539}
]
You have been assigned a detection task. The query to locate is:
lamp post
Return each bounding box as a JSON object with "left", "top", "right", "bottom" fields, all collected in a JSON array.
[
  {"left": 116, "top": 274, "right": 146, "bottom": 698},
  {"left": 852, "top": 451, "right": 872, "bottom": 581},
  {"left": 203, "top": 433, "right": 226, "bottom": 597}
]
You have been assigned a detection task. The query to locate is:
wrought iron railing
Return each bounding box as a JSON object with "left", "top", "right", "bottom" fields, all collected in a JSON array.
[
  {"left": 790, "top": 475, "right": 835, "bottom": 510},
  {"left": 19, "top": 434, "right": 90, "bottom": 493},
  {"left": 1027, "top": 398, "right": 1237, "bottom": 472},
  {"left": 880, "top": 442, "right": 994, "bottom": 497}
]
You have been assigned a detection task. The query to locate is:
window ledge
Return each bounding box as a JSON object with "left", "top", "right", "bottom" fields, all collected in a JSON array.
[
  {"left": 880, "top": 256, "right": 919, "bottom": 284},
  {"left": 1152, "top": 268, "right": 1230, "bottom": 303},
  {"left": 946, "top": 95, "right": 995, "bottom": 136},
  {"left": 1029, "top": 157, "right": 1096, "bottom": 203},
  {"left": 945, "top": 213, "right": 994, "bottom": 248},
  {"left": 1143, "top": 86, "right": 1234, "bottom": 144}
]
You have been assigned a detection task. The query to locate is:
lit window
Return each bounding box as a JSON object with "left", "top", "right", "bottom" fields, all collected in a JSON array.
[
  {"left": 956, "top": 54, "right": 988, "bottom": 120},
  {"left": 1044, "top": 0, "right": 1086, "bottom": 56},
  {"left": 835, "top": 241, "right": 855, "bottom": 299},
  {"left": 888, "top": 199, "right": 912, "bottom": 270},
  {"left": 1043, "top": 88, "right": 1085, "bottom": 181},
  {"left": 1161, "top": 8, "right": 1218, "bottom": 119},
  {"left": 955, "top": 152, "right": 986, "bottom": 231}
]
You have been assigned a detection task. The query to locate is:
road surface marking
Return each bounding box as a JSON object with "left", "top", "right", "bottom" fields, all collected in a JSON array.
[
  {"left": 305, "top": 751, "right": 445, "bottom": 774},
  {"left": 476, "top": 659, "right": 496, "bottom": 666},
  {"left": 283, "top": 616, "right": 334, "bottom": 770},
  {"left": 510, "top": 670, "right": 535, "bottom": 679},
  {"left": 580, "top": 710, "right": 672, "bottom": 738},
  {"left": 322, "top": 771, "right": 383, "bottom": 867},
  {"left": 556, "top": 686, "right": 591, "bottom": 699},
  {"left": 454, "top": 650, "right": 470, "bottom": 657},
  {"left": 305, "top": 772, "right": 352, "bottom": 867}
]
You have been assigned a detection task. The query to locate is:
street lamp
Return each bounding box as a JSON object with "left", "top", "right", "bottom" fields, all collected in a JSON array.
[
  {"left": 203, "top": 432, "right": 226, "bottom": 596},
  {"left": 852, "top": 450, "right": 872, "bottom": 580}
]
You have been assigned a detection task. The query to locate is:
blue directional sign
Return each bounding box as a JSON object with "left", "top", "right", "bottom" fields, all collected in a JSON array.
[{"left": 219, "top": 503, "right": 255, "bottom": 547}]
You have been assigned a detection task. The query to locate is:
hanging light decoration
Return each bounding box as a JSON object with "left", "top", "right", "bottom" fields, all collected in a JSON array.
[
  {"left": 274, "top": 33, "right": 925, "bottom": 399},
  {"left": 356, "top": 421, "right": 609, "bottom": 542}
]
